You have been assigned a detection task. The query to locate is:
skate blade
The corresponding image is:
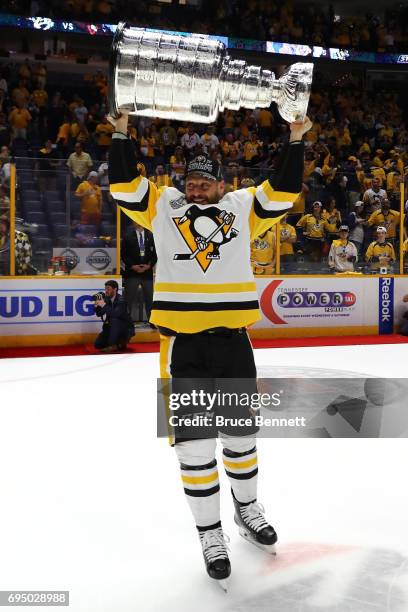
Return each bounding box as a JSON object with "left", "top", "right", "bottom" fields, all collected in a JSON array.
[
  {"left": 238, "top": 527, "right": 277, "bottom": 555},
  {"left": 217, "top": 579, "right": 229, "bottom": 593}
]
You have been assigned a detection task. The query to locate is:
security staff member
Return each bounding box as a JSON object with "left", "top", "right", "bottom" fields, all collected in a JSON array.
[{"left": 122, "top": 222, "right": 157, "bottom": 324}]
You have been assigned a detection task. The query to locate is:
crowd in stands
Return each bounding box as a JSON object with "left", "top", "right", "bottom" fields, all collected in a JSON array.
[
  {"left": 0, "top": 57, "right": 407, "bottom": 276},
  {"left": 1, "top": 0, "right": 408, "bottom": 54}
]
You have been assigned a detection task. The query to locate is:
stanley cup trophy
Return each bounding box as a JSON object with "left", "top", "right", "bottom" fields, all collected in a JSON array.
[{"left": 108, "top": 22, "right": 314, "bottom": 123}]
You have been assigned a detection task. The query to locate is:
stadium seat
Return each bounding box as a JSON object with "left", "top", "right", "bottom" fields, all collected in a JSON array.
[
  {"left": 32, "top": 236, "right": 53, "bottom": 251},
  {"left": 50, "top": 212, "right": 67, "bottom": 225},
  {"left": 101, "top": 223, "right": 116, "bottom": 236},
  {"left": 25, "top": 211, "right": 47, "bottom": 225},
  {"left": 23, "top": 200, "right": 43, "bottom": 212},
  {"left": 22, "top": 190, "right": 41, "bottom": 201},
  {"left": 33, "top": 224, "right": 50, "bottom": 237},
  {"left": 46, "top": 200, "right": 66, "bottom": 214},
  {"left": 44, "top": 190, "right": 60, "bottom": 202},
  {"left": 54, "top": 224, "right": 69, "bottom": 238}
]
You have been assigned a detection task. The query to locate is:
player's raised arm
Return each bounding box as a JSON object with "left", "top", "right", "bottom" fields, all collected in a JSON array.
[
  {"left": 107, "top": 112, "right": 158, "bottom": 231},
  {"left": 248, "top": 117, "right": 312, "bottom": 240}
]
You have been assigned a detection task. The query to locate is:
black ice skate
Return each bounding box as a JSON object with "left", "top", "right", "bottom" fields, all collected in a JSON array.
[
  {"left": 232, "top": 492, "right": 277, "bottom": 555},
  {"left": 198, "top": 525, "right": 231, "bottom": 591}
]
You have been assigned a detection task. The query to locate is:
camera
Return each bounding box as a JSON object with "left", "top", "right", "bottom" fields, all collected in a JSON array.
[{"left": 92, "top": 292, "right": 105, "bottom": 302}]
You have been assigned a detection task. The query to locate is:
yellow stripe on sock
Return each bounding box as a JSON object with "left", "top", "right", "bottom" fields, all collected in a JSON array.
[
  {"left": 181, "top": 471, "right": 219, "bottom": 485},
  {"left": 223, "top": 457, "right": 257, "bottom": 470}
]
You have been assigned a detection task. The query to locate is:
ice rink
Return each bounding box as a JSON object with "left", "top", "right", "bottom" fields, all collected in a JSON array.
[{"left": 1, "top": 344, "right": 408, "bottom": 612}]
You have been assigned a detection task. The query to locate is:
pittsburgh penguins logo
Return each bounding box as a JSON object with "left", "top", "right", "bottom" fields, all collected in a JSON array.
[{"left": 173, "top": 205, "right": 239, "bottom": 272}]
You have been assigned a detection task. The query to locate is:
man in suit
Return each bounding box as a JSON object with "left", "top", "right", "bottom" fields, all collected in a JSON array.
[
  {"left": 94, "top": 280, "right": 134, "bottom": 350},
  {"left": 122, "top": 222, "right": 157, "bottom": 326}
]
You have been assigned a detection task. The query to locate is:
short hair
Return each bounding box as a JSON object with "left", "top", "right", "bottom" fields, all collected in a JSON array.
[{"left": 105, "top": 280, "right": 119, "bottom": 291}]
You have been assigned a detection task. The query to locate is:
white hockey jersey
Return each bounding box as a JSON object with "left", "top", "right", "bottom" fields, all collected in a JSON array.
[{"left": 110, "top": 134, "right": 303, "bottom": 333}]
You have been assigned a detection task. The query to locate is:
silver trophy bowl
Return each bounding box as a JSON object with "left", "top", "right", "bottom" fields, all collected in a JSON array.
[{"left": 109, "top": 23, "right": 314, "bottom": 123}]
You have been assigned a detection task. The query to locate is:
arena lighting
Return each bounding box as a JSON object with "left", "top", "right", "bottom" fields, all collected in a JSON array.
[{"left": 1, "top": 11, "right": 408, "bottom": 65}]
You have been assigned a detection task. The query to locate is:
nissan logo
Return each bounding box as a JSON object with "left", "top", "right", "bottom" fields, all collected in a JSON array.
[{"left": 86, "top": 249, "right": 111, "bottom": 270}]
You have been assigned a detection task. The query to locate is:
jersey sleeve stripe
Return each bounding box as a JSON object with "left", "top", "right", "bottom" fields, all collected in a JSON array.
[
  {"left": 110, "top": 175, "right": 148, "bottom": 198},
  {"left": 253, "top": 197, "right": 291, "bottom": 219},
  {"left": 257, "top": 181, "right": 298, "bottom": 204},
  {"left": 113, "top": 184, "right": 150, "bottom": 212}
]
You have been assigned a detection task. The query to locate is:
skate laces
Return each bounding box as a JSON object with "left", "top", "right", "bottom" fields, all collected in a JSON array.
[
  {"left": 200, "top": 528, "right": 230, "bottom": 563},
  {"left": 240, "top": 501, "right": 269, "bottom": 533}
]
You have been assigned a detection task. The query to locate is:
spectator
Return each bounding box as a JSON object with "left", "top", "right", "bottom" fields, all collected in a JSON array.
[
  {"left": 0, "top": 184, "right": 10, "bottom": 216},
  {"left": 97, "top": 151, "right": 111, "bottom": 203},
  {"left": 56, "top": 115, "right": 72, "bottom": 150},
  {"left": 243, "top": 132, "right": 263, "bottom": 166},
  {"left": 0, "top": 214, "right": 32, "bottom": 275},
  {"left": 0, "top": 146, "right": 11, "bottom": 189},
  {"left": 363, "top": 176, "right": 387, "bottom": 209},
  {"left": 181, "top": 125, "right": 200, "bottom": 158},
  {"left": 347, "top": 201, "right": 366, "bottom": 255},
  {"left": 8, "top": 102, "right": 32, "bottom": 142},
  {"left": 37, "top": 139, "right": 59, "bottom": 192},
  {"left": 73, "top": 98, "right": 88, "bottom": 125},
  {"left": 323, "top": 196, "right": 342, "bottom": 243},
  {"left": 33, "top": 63, "right": 47, "bottom": 90},
  {"left": 366, "top": 199, "right": 401, "bottom": 243},
  {"left": 200, "top": 125, "right": 220, "bottom": 155},
  {"left": 169, "top": 146, "right": 186, "bottom": 189},
  {"left": 257, "top": 107, "right": 274, "bottom": 142},
  {"left": 67, "top": 142, "right": 93, "bottom": 189},
  {"left": 32, "top": 84, "right": 48, "bottom": 136},
  {"left": 95, "top": 115, "right": 114, "bottom": 159},
  {"left": 279, "top": 215, "right": 297, "bottom": 271},
  {"left": 221, "top": 133, "right": 242, "bottom": 163},
  {"left": 250, "top": 229, "right": 276, "bottom": 275},
  {"left": 344, "top": 155, "right": 363, "bottom": 205},
  {"left": 12, "top": 80, "right": 30, "bottom": 107},
  {"left": 149, "top": 164, "right": 174, "bottom": 188},
  {"left": 94, "top": 280, "right": 134, "bottom": 351},
  {"left": 75, "top": 171, "right": 102, "bottom": 227},
  {"left": 140, "top": 126, "right": 159, "bottom": 166},
  {"left": 365, "top": 226, "right": 396, "bottom": 272},
  {"left": 159, "top": 119, "right": 177, "bottom": 158},
  {"left": 328, "top": 225, "right": 358, "bottom": 273},
  {"left": 297, "top": 201, "right": 328, "bottom": 262},
  {"left": 122, "top": 222, "right": 157, "bottom": 325}
]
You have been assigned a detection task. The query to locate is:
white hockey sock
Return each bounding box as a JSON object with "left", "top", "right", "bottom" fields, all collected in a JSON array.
[
  {"left": 221, "top": 436, "right": 258, "bottom": 503},
  {"left": 175, "top": 439, "right": 220, "bottom": 528},
  {"left": 179, "top": 459, "right": 220, "bottom": 528}
]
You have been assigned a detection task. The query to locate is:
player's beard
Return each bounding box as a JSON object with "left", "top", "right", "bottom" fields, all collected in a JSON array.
[{"left": 186, "top": 186, "right": 222, "bottom": 205}]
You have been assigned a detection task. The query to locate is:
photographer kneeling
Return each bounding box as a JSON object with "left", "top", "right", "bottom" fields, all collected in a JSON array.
[{"left": 94, "top": 280, "right": 135, "bottom": 351}]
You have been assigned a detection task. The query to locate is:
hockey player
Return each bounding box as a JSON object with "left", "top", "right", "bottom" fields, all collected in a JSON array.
[{"left": 108, "top": 112, "right": 311, "bottom": 588}]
